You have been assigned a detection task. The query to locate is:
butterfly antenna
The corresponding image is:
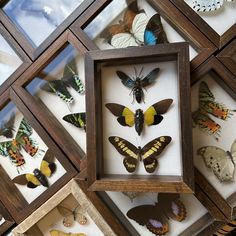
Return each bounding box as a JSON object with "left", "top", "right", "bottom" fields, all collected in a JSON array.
[
  {"left": 138, "top": 67, "right": 144, "bottom": 78},
  {"left": 134, "top": 67, "right": 138, "bottom": 78}
]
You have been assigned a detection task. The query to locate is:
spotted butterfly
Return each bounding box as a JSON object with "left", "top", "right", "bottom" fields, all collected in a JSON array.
[
  {"left": 192, "top": 81, "right": 235, "bottom": 140},
  {"left": 127, "top": 193, "right": 186, "bottom": 235},
  {"left": 40, "top": 58, "right": 85, "bottom": 104},
  {"left": 109, "top": 136, "right": 172, "bottom": 173}
]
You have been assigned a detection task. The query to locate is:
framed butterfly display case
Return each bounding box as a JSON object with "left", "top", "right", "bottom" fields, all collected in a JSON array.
[
  {"left": 71, "top": 0, "right": 216, "bottom": 71},
  {"left": 97, "top": 185, "right": 227, "bottom": 236},
  {"left": 12, "top": 30, "right": 88, "bottom": 170},
  {"left": 11, "top": 179, "right": 128, "bottom": 236},
  {"left": 0, "top": 88, "right": 77, "bottom": 223},
  {"left": 0, "top": 22, "right": 31, "bottom": 95},
  {"left": 171, "top": 0, "right": 236, "bottom": 49},
  {"left": 85, "top": 42, "right": 194, "bottom": 192},
  {"left": 0, "top": 0, "right": 95, "bottom": 60},
  {"left": 0, "top": 200, "right": 15, "bottom": 235},
  {"left": 191, "top": 56, "right": 236, "bottom": 219}
]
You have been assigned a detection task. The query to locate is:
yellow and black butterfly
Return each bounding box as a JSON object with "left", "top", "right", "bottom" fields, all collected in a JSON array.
[
  {"left": 63, "top": 112, "right": 86, "bottom": 131},
  {"left": 13, "top": 150, "right": 56, "bottom": 188},
  {"left": 192, "top": 81, "right": 235, "bottom": 140},
  {"left": 106, "top": 99, "right": 173, "bottom": 135},
  {"left": 50, "top": 230, "right": 86, "bottom": 236},
  {"left": 109, "top": 136, "right": 172, "bottom": 173}
]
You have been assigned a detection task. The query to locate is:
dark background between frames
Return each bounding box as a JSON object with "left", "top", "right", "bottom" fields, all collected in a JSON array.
[{"left": 0, "top": 0, "right": 235, "bottom": 235}]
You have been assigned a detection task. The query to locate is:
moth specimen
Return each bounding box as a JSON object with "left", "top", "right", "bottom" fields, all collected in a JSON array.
[
  {"left": 109, "top": 136, "right": 172, "bottom": 173},
  {"left": 50, "top": 230, "right": 86, "bottom": 236},
  {"left": 63, "top": 112, "right": 86, "bottom": 131},
  {"left": 104, "top": 1, "right": 168, "bottom": 48},
  {"left": 57, "top": 204, "right": 87, "bottom": 227},
  {"left": 40, "top": 58, "right": 85, "bottom": 104},
  {"left": 127, "top": 193, "right": 186, "bottom": 236},
  {"left": 198, "top": 139, "right": 236, "bottom": 182},
  {"left": 116, "top": 67, "right": 160, "bottom": 103},
  {"left": 106, "top": 99, "right": 173, "bottom": 135},
  {"left": 0, "top": 118, "right": 42, "bottom": 169},
  {"left": 0, "top": 113, "right": 15, "bottom": 138},
  {"left": 13, "top": 149, "right": 56, "bottom": 188},
  {"left": 192, "top": 0, "right": 234, "bottom": 12},
  {"left": 192, "top": 81, "right": 235, "bottom": 140}
]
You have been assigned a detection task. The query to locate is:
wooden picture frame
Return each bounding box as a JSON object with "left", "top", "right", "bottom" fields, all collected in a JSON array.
[
  {"left": 12, "top": 30, "right": 88, "bottom": 170},
  {"left": 191, "top": 56, "right": 236, "bottom": 220},
  {"left": 170, "top": 0, "right": 236, "bottom": 49},
  {"left": 0, "top": 22, "right": 31, "bottom": 95},
  {"left": 0, "top": 88, "right": 77, "bottom": 223},
  {"left": 85, "top": 42, "right": 194, "bottom": 192},
  {"left": 70, "top": 0, "right": 216, "bottom": 71},
  {"left": 0, "top": 200, "right": 15, "bottom": 235},
  {"left": 0, "top": 0, "right": 95, "bottom": 60},
  {"left": 217, "top": 38, "right": 236, "bottom": 77},
  {"left": 97, "top": 180, "right": 227, "bottom": 236},
  {"left": 11, "top": 179, "right": 128, "bottom": 236}
]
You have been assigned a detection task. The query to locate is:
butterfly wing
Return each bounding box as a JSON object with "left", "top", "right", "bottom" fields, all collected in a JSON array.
[
  {"left": 50, "top": 230, "right": 86, "bottom": 236},
  {"left": 74, "top": 205, "right": 87, "bottom": 225},
  {"left": 109, "top": 136, "right": 139, "bottom": 173},
  {"left": 13, "top": 174, "right": 41, "bottom": 188},
  {"left": 158, "top": 193, "right": 187, "bottom": 222},
  {"left": 63, "top": 113, "right": 86, "bottom": 130},
  {"left": 106, "top": 103, "right": 135, "bottom": 127},
  {"left": 141, "top": 67, "right": 160, "bottom": 87},
  {"left": 127, "top": 204, "right": 169, "bottom": 235},
  {"left": 40, "top": 80, "right": 73, "bottom": 104},
  {"left": 141, "top": 136, "right": 172, "bottom": 173},
  {"left": 144, "top": 99, "right": 173, "bottom": 126},
  {"left": 40, "top": 149, "right": 56, "bottom": 177},
  {"left": 144, "top": 13, "right": 168, "bottom": 45},
  {"left": 116, "top": 71, "right": 135, "bottom": 88},
  {"left": 231, "top": 140, "right": 236, "bottom": 165},
  {"left": 0, "top": 113, "right": 15, "bottom": 138},
  {"left": 57, "top": 205, "right": 74, "bottom": 227},
  {"left": 192, "top": 0, "right": 224, "bottom": 11},
  {"left": 122, "top": 192, "right": 142, "bottom": 202},
  {"left": 197, "top": 146, "right": 234, "bottom": 181}
]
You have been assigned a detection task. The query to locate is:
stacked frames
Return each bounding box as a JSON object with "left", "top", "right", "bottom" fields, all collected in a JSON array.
[{"left": 0, "top": 0, "right": 235, "bottom": 235}]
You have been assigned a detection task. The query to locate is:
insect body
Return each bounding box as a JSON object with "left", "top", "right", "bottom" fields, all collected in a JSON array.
[{"left": 116, "top": 67, "right": 160, "bottom": 103}]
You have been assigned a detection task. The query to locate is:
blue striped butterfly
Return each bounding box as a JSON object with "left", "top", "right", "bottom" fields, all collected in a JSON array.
[
  {"left": 192, "top": 0, "right": 234, "bottom": 12},
  {"left": 0, "top": 118, "right": 44, "bottom": 170},
  {"left": 63, "top": 112, "right": 86, "bottom": 131},
  {"left": 127, "top": 193, "right": 186, "bottom": 235},
  {"left": 109, "top": 136, "right": 172, "bottom": 173},
  {"left": 192, "top": 81, "right": 235, "bottom": 140},
  {"left": 40, "top": 58, "right": 85, "bottom": 104}
]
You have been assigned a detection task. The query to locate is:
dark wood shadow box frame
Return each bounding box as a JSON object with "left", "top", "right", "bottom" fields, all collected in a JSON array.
[
  {"left": 0, "top": 88, "right": 77, "bottom": 223},
  {"left": 70, "top": 0, "right": 216, "bottom": 71},
  {"left": 12, "top": 30, "right": 88, "bottom": 171},
  {"left": 96, "top": 181, "right": 227, "bottom": 236},
  {"left": 0, "top": 22, "right": 31, "bottom": 95},
  {"left": 11, "top": 178, "right": 128, "bottom": 236},
  {"left": 191, "top": 56, "right": 236, "bottom": 220},
  {"left": 217, "top": 38, "right": 236, "bottom": 77},
  {"left": 0, "top": 0, "right": 95, "bottom": 60},
  {"left": 0, "top": 200, "right": 15, "bottom": 235},
  {"left": 170, "top": 0, "right": 236, "bottom": 49},
  {"left": 85, "top": 42, "right": 194, "bottom": 193}
]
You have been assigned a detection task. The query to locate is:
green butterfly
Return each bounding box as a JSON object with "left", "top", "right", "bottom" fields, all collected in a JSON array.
[{"left": 63, "top": 112, "right": 86, "bottom": 131}]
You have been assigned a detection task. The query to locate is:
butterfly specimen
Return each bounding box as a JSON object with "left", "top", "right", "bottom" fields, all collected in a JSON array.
[
  {"left": 116, "top": 67, "right": 160, "bottom": 103},
  {"left": 63, "top": 112, "right": 86, "bottom": 131},
  {"left": 106, "top": 99, "right": 173, "bottom": 135},
  {"left": 109, "top": 136, "right": 172, "bottom": 173},
  {"left": 122, "top": 192, "right": 142, "bottom": 202},
  {"left": 57, "top": 204, "right": 87, "bottom": 227},
  {"left": 192, "top": 0, "right": 234, "bottom": 12},
  {"left": 127, "top": 193, "right": 186, "bottom": 236},
  {"left": 13, "top": 150, "right": 56, "bottom": 188},
  {"left": 197, "top": 139, "right": 236, "bottom": 182},
  {"left": 40, "top": 58, "right": 85, "bottom": 104},
  {"left": 0, "top": 118, "right": 42, "bottom": 169},
  {"left": 50, "top": 230, "right": 86, "bottom": 236},
  {"left": 192, "top": 81, "right": 235, "bottom": 140},
  {"left": 104, "top": 0, "right": 168, "bottom": 48},
  {"left": 0, "top": 113, "right": 15, "bottom": 138}
]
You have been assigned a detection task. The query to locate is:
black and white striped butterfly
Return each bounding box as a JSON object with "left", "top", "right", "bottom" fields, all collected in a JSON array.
[{"left": 192, "top": 0, "right": 234, "bottom": 12}]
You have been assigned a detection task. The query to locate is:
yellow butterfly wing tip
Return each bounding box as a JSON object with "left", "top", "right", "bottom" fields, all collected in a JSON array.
[
  {"left": 26, "top": 174, "right": 40, "bottom": 186},
  {"left": 40, "top": 160, "right": 51, "bottom": 177}
]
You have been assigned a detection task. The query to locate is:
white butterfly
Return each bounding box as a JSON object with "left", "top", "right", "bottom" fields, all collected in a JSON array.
[
  {"left": 198, "top": 140, "right": 236, "bottom": 182},
  {"left": 192, "top": 0, "right": 234, "bottom": 12},
  {"left": 111, "top": 12, "right": 149, "bottom": 48}
]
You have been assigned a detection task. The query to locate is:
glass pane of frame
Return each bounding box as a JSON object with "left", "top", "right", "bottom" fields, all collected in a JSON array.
[
  {"left": 3, "top": 0, "right": 85, "bottom": 47},
  {"left": 83, "top": 0, "right": 198, "bottom": 60},
  {"left": 0, "top": 34, "right": 22, "bottom": 86}
]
